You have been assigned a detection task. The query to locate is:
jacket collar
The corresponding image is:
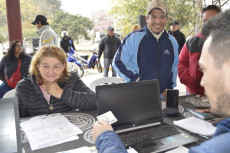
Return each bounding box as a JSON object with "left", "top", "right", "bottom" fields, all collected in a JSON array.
[
  {"left": 212, "top": 116, "right": 230, "bottom": 136},
  {"left": 107, "top": 34, "right": 114, "bottom": 39},
  {"left": 171, "top": 29, "right": 180, "bottom": 34},
  {"left": 196, "top": 33, "right": 204, "bottom": 39},
  {"left": 144, "top": 25, "right": 168, "bottom": 40},
  {"left": 37, "top": 25, "right": 49, "bottom": 35}
]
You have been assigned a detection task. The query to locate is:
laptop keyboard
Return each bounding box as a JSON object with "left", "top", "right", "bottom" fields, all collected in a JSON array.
[{"left": 119, "top": 124, "right": 180, "bottom": 146}]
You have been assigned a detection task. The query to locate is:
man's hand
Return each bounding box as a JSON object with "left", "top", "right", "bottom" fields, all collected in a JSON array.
[
  {"left": 92, "top": 120, "right": 113, "bottom": 141},
  {"left": 97, "top": 58, "right": 100, "bottom": 64},
  {"left": 162, "top": 90, "right": 167, "bottom": 97},
  {"left": 44, "top": 82, "right": 63, "bottom": 99}
]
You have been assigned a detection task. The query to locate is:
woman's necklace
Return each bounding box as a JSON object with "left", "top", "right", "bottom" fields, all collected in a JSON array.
[{"left": 49, "top": 103, "right": 54, "bottom": 110}]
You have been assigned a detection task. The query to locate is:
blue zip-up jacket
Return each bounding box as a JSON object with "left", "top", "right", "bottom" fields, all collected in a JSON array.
[
  {"left": 189, "top": 116, "right": 230, "bottom": 153},
  {"left": 95, "top": 117, "right": 230, "bottom": 153},
  {"left": 112, "top": 25, "right": 179, "bottom": 93}
]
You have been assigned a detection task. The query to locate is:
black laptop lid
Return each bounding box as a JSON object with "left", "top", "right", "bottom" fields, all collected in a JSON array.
[{"left": 96, "top": 80, "right": 163, "bottom": 131}]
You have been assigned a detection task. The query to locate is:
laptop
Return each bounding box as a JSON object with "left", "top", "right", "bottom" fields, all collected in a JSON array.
[
  {"left": 0, "top": 97, "right": 22, "bottom": 153},
  {"left": 96, "top": 80, "right": 197, "bottom": 153}
]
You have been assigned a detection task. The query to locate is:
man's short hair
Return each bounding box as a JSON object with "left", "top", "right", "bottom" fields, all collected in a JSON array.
[
  {"left": 202, "top": 10, "right": 230, "bottom": 38},
  {"left": 202, "top": 10, "right": 230, "bottom": 68},
  {"left": 201, "top": 5, "right": 221, "bottom": 14}
]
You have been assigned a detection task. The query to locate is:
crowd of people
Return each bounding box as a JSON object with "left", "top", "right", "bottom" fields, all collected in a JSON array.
[{"left": 0, "top": 0, "right": 230, "bottom": 152}]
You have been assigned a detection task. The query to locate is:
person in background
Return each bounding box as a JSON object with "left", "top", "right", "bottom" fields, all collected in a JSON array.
[
  {"left": 98, "top": 26, "right": 121, "bottom": 77},
  {"left": 131, "top": 24, "right": 141, "bottom": 32},
  {"left": 168, "top": 21, "right": 186, "bottom": 54},
  {"left": 0, "top": 40, "right": 31, "bottom": 98},
  {"left": 112, "top": 0, "right": 179, "bottom": 97},
  {"left": 16, "top": 45, "right": 96, "bottom": 118},
  {"left": 31, "top": 15, "right": 58, "bottom": 48},
  {"left": 60, "top": 31, "right": 76, "bottom": 54},
  {"left": 92, "top": 10, "right": 230, "bottom": 153},
  {"left": 178, "top": 5, "right": 221, "bottom": 96}
]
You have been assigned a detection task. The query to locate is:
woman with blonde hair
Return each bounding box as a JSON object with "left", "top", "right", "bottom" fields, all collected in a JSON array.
[
  {"left": 16, "top": 45, "right": 96, "bottom": 118},
  {"left": 131, "top": 24, "right": 141, "bottom": 32}
]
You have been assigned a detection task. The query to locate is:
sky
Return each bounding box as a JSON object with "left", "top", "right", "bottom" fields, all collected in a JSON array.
[
  {"left": 61, "top": 0, "right": 230, "bottom": 17},
  {"left": 61, "top": 0, "right": 112, "bottom": 18}
]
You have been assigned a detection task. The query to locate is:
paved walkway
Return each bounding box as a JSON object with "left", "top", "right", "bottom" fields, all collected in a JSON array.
[{"left": 81, "top": 70, "right": 186, "bottom": 96}]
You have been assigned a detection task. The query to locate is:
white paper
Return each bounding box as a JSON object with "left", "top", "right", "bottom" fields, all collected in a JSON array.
[
  {"left": 127, "top": 148, "right": 138, "bottom": 153},
  {"left": 173, "top": 117, "right": 216, "bottom": 136},
  {"left": 165, "top": 146, "right": 189, "bottom": 153},
  {"left": 20, "top": 114, "right": 83, "bottom": 150},
  {"left": 97, "top": 111, "right": 118, "bottom": 124},
  {"left": 57, "top": 146, "right": 91, "bottom": 153}
]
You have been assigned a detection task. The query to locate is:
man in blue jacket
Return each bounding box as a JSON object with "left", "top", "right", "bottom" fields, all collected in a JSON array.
[
  {"left": 112, "top": 0, "right": 179, "bottom": 97},
  {"left": 92, "top": 10, "right": 230, "bottom": 153}
]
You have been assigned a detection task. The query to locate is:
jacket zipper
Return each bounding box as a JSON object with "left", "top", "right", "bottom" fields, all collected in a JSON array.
[{"left": 157, "top": 41, "right": 161, "bottom": 86}]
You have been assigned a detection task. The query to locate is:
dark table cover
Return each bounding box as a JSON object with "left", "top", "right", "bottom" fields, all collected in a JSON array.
[{"left": 20, "top": 95, "right": 211, "bottom": 153}]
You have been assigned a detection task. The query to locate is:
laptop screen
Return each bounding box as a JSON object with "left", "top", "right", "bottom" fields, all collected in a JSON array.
[
  {"left": 96, "top": 80, "right": 163, "bottom": 130},
  {"left": 0, "top": 98, "right": 22, "bottom": 153}
]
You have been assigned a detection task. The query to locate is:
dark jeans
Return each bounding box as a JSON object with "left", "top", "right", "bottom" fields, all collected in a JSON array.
[
  {"left": 0, "top": 81, "right": 13, "bottom": 98},
  {"left": 104, "top": 58, "right": 117, "bottom": 77}
]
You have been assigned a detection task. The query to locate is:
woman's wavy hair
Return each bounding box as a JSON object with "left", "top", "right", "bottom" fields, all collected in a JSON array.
[
  {"left": 29, "top": 45, "right": 70, "bottom": 85},
  {"left": 7, "top": 40, "right": 25, "bottom": 61},
  {"left": 131, "top": 24, "right": 141, "bottom": 32}
]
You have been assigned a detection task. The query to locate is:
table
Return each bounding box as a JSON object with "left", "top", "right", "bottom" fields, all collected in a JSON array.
[
  {"left": 163, "top": 95, "right": 211, "bottom": 148},
  {"left": 20, "top": 95, "right": 210, "bottom": 153}
]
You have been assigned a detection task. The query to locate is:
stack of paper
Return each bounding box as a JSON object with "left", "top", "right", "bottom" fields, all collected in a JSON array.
[
  {"left": 173, "top": 117, "right": 216, "bottom": 136},
  {"left": 20, "top": 114, "right": 83, "bottom": 150},
  {"left": 59, "top": 146, "right": 138, "bottom": 153}
]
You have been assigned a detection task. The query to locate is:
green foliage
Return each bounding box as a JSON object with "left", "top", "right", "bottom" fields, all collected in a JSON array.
[
  {"left": 0, "top": 0, "right": 7, "bottom": 27},
  {"left": 51, "top": 10, "right": 94, "bottom": 41},
  {"left": 0, "top": 32, "right": 7, "bottom": 43},
  {"left": 110, "top": 0, "right": 203, "bottom": 37},
  {"left": 165, "top": 0, "right": 203, "bottom": 37},
  {"left": 109, "top": 0, "right": 149, "bottom": 37},
  {"left": 22, "top": 28, "right": 39, "bottom": 38},
  {"left": 0, "top": 0, "right": 93, "bottom": 43}
]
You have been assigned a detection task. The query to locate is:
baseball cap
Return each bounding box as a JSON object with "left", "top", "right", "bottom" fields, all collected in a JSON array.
[
  {"left": 147, "top": 0, "right": 169, "bottom": 14},
  {"left": 170, "top": 21, "right": 179, "bottom": 25},
  {"left": 31, "top": 15, "right": 48, "bottom": 25},
  {"left": 107, "top": 26, "right": 114, "bottom": 31}
]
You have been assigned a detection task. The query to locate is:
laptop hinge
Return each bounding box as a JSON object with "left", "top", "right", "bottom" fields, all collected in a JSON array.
[{"left": 116, "top": 122, "right": 161, "bottom": 134}]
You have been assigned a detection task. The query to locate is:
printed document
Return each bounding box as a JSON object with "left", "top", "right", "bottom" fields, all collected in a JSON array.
[
  {"left": 20, "top": 114, "right": 83, "bottom": 150},
  {"left": 173, "top": 117, "right": 216, "bottom": 136}
]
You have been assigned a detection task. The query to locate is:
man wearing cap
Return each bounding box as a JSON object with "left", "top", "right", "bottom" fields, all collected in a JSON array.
[
  {"left": 169, "top": 21, "right": 186, "bottom": 54},
  {"left": 113, "top": 0, "right": 178, "bottom": 97},
  {"left": 31, "top": 15, "right": 58, "bottom": 47},
  {"left": 178, "top": 5, "right": 221, "bottom": 96},
  {"left": 98, "top": 26, "right": 121, "bottom": 77}
]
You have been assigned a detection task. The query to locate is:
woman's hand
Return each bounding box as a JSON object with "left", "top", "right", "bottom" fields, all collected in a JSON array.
[{"left": 45, "top": 82, "right": 63, "bottom": 98}]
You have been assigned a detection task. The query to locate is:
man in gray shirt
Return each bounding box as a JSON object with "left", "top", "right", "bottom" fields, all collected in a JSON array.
[{"left": 31, "top": 15, "right": 58, "bottom": 48}]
